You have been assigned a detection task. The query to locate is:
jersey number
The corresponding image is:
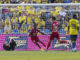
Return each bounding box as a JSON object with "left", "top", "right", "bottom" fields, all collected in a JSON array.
[{"left": 71, "top": 24, "right": 76, "bottom": 29}]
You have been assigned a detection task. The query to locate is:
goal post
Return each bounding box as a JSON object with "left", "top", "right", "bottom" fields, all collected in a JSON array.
[
  {"left": 0, "top": 3, "right": 80, "bottom": 6},
  {"left": 0, "top": 3, "right": 80, "bottom": 51}
]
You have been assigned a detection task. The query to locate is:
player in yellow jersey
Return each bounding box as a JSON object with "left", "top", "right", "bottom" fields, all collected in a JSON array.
[
  {"left": 68, "top": 15, "right": 79, "bottom": 52},
  {"left": 0, "top": 0, "right": 2, "bottom": 4}
]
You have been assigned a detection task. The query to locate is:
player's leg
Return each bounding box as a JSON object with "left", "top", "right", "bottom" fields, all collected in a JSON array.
[
  {"left": 55, "top": 33, "right": 61, "bottom": 43},
  {"left": 33, "top": 40, "right": 41, "bottom": 49},
  {"left": 56, "top": 33, "right": 68, "bottom": 44},
  {"left": 71, "top": 38, "right": 77, "bottom": 52},
  {"left": 47, "top": 40, "right": 52, "bottom": 50},
  {"left": 71, "top": 38, "right": 76, "bottom": 48},
  {"left": 47, "top": 34, "right": 54, "bottom": 50},
  {"left": 31, "top": 37, "right": 42, "bottom": 49},
  {"left": 38, "top": 39, "right": 46, "bottom": 47},
  {"left": 70, "top": 35, "right": 77, "bottom": 52},
  {"left": 71, "top": 36, "right": 77, "bottom": 48}
]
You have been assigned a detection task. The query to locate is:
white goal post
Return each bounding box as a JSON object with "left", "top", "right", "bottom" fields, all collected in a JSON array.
[{"left": 0, "top": 3, "right": 80, "bottom": 6}]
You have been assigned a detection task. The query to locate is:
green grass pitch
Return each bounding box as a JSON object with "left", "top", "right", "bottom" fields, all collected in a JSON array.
[{"left": 0, "top": 51, "right": 80, "bottom": 60}]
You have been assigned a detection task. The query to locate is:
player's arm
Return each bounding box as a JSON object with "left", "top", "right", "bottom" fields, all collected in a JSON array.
[
  {"left": 77, "top": 21, "right": 79, "bottom": 32},
  {"left": 37, "top": 29, "right": 45, "bottom": 35},
  {"left": 39, "top": 31, "right": 45, "bottom": 35},
  {"left": 67, "top": 20, "right": 70, "bottom": 34},
  {"left": 77, "top": 27, "right": 79, "bottom": 32},
  {"left": 29, "top": 30, "right": 35, "bottom": 37}
]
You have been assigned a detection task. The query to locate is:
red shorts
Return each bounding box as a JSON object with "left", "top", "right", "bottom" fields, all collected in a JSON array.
[
  {"left": 50, "top": 32, "right": 60, "bottom": 41},
  {"left": 31, "top": 36, "right": 39, "bottom": 42}
]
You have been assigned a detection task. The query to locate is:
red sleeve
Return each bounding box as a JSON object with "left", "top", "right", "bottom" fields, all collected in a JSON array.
[
  {"left": 29, "top": 29, "right": 33, "bottom": 36},
  {"left": 37, "top": 29, "right": 40, "bottom": 32},
  {"left": 56, "top": 21, "right": 58, "bottom": 26}
]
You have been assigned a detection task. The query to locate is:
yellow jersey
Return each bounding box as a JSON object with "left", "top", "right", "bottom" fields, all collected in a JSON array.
[
  {"left": 27, "top": 16, "right": 32, "bottom": 24},
  {"left": 38, "top": 20, "right": 45, "bottom": 28},
  {"left": 34, "top": 0, "right": 41, "bottom": 3},
  {"left": 5, "top": 19, "right": 11, "bottom": 26},
  {"left": 51, "top": 11, "right": 58, "bottom": 17},
  {"left": 55, "top": 7, "right": 62, "bottom": 12},
  {"left": 0, "top": 1, "right": 2, "bottom": 3},
  {"left": 19, "top": 16, "right": 26, "bottom": 24},
  {"left": 75, "top": 1, "right": 78, "bottom": 3},
  {"left": 34, "top": 17, "right": 39, "bottom": 24},
  {"left": 24, "top": 0, "right": 29, "bottom": 1},
  {"left": 68, "top": 19, "right": 79, "bottom": 35},
  {"left": 11, "top": 17, "right": 18, "bottom": 30},
  {"left": 11, "top": 17, "right": 17, "bottom": 22}
]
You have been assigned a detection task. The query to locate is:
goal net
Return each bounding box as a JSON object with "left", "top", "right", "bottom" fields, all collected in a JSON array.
[{"left": 0, "top": 3, "right": 80, "bottom": 50}]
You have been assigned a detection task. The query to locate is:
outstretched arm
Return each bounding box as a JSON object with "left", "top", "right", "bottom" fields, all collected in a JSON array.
[
  {"left": 39, "top": 31, "right": 45, "bottom": 35},
  {"left": 37, "top": 29, "right": 45, "bottom": 35}
]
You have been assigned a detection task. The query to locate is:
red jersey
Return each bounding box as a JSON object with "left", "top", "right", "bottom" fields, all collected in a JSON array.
[
  {"left": 52, "top": 20, "right": 58, "bottom": 32},
  {"left": 29, "top": 28, "right": 40, "bottom": 37}
]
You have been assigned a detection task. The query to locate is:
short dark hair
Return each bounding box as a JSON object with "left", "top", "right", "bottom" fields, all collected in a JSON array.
[
  {"left": 52, "top": 16, "right": 56, "bottom": 20},
  {"left": 73, "top": 14, "right": 77, "bottom": 19}
]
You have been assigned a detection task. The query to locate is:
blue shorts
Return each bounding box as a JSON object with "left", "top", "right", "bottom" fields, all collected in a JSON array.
[{"left": 70, "top": 35, "right": 78, "bottom": 39}]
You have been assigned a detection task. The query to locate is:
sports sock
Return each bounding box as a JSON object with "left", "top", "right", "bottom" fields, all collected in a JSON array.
[
  {"left": 47, "top": 40, "right": 51, "bottom": 50},
  {"left": 72, "top": 41, "right": 76, "bottom": 48},
  {"left": 35, "top": 43, "right": 41, "bottom": 49}
]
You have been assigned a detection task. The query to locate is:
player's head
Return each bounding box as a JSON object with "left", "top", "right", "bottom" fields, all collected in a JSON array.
[
  {"left": 73, "top": 14, "right": 77, "bottom": 19},
  {"left": 52, "top": 16, "right": 56, "bottom": 21}
]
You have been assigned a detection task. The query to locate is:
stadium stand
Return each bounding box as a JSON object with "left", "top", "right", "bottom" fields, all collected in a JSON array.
[
  {"left": 0, "top": 0, "right": 79, "bottom": 4},
  {"left": 0, "top": 4, "right": 79, "bottom": 35}
]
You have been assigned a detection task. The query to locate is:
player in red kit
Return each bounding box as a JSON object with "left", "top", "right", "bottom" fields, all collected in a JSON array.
[
  {"left": 47, "top": 16, "right": 68, "bottom": 50},
  {"left": 29, "top": 23, "right": 46, "bottom": 50}
]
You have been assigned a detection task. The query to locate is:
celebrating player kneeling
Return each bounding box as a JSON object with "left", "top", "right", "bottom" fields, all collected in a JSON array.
[{"left": 29, "top": 23, "right": 46, "bottom": 51}]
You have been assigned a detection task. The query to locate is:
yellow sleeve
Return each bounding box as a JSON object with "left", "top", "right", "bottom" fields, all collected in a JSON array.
[
  {"left": 11, "top": 18, "right": 13, "bottom": 22},
  {"left": 16, "top": 17, "right": 17, "bottom": 22},
  {"left": 42, "top": 21, "right": 45, "bottom": 26},
  {"left": 4, "top": 20, "right": 7, "bottom": 26},
  {"left": 62, "top": 24, "right": 65, "bottom": 28},
  {"left": 28, "top": 25, "right": 31, "bottom": 30},
  {"left": 9, "top": 20, "right": 11, "bottom": 26},
  {"left": 19, "top": 17, "right": 21, "bottom": 23},
  {"left": 23, "top": 16, "right": 26, "bottom": 24}
]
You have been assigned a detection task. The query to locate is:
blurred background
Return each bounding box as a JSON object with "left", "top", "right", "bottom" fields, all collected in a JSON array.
[
  {"left": 0, "top": 5, "right": 80, "bottom": 35},
  {"left": 0, "top": 0, "right": 79, "bottom": 4}
]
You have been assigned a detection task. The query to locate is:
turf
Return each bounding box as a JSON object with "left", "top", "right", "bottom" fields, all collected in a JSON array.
[{"left": 0, "top": 51, "right": 80, "bottom": 60}]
